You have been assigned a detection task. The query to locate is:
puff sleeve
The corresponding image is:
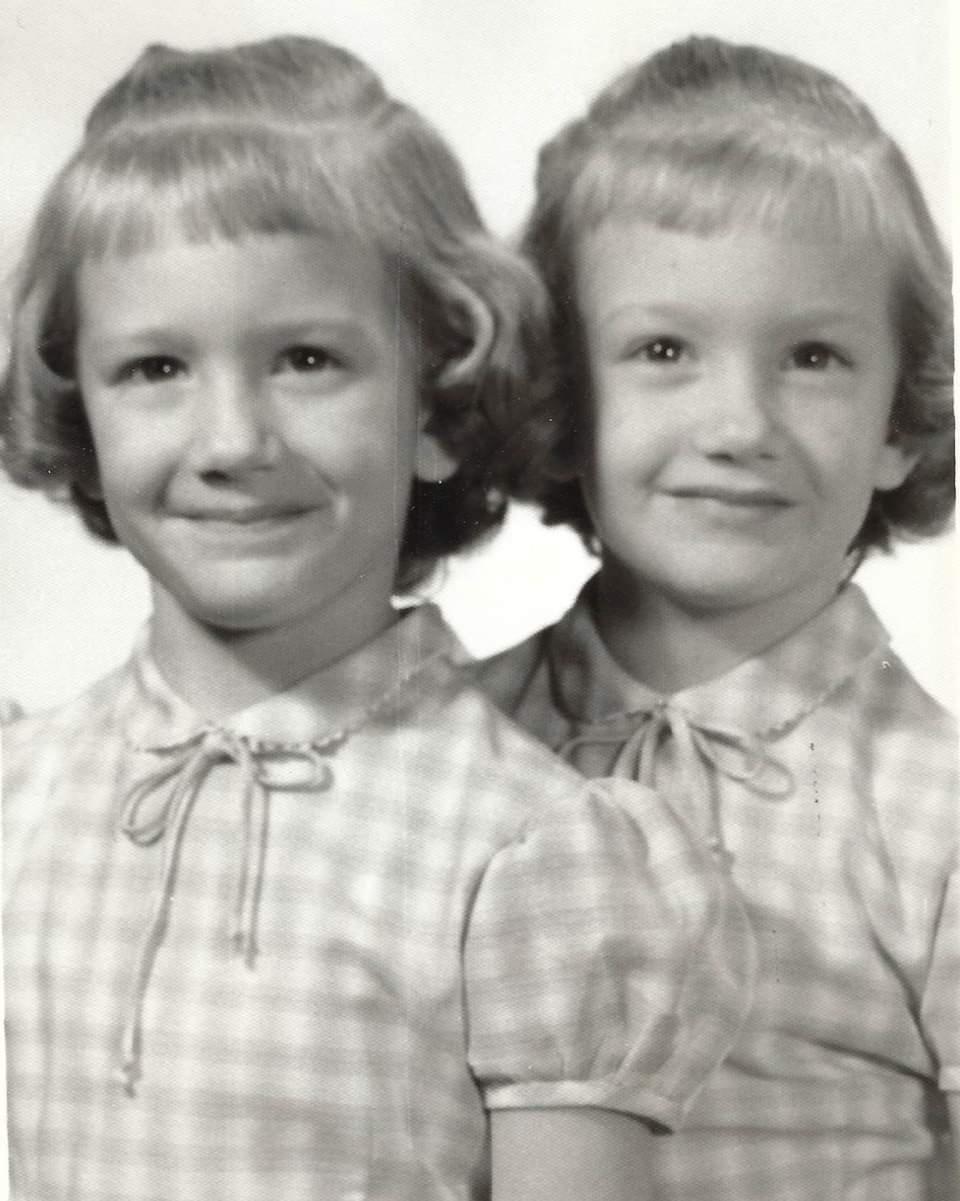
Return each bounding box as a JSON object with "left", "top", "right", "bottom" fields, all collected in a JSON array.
[
  {"left": 922, "top": 864, "right": 960, "bottom": 1092},
  {"left": 463, "top": 777, "right": 756, "bottom": 1131}
]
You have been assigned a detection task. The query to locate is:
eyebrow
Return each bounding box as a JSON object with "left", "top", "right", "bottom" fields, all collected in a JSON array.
[
  {"left": 82, "top": 316, "right": 371, "bottom": 350},
  {"left": 594, "top": 301, "right": 878, "bottom": 330}
]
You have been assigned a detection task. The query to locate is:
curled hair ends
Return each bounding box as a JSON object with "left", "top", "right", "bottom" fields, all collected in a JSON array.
[
  {"left": 515, "top": 34, "right": 955, "bottom": 555},
  {"left": 1, "top": 33, "right": 553, "bottom": 581}
]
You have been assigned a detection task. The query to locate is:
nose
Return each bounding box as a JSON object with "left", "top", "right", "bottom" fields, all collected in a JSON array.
[
  {"left": 692, "top": 357, "right": 779, "bottom": 459},
  {"left": 185, "top": 368, "right": 281, "bottom": 476}
]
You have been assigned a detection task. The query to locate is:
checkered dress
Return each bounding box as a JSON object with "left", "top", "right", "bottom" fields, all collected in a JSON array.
[
  {"left": 4, "top": 604, "right": 753, "bottom": 1201},
  {"left": 478, "top": 582, "right": 959, "bottom": 1200}
]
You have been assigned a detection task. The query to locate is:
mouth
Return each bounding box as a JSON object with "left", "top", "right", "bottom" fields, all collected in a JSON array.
[
  {"left": 665, "top": 486, "right": 792, "bottom": 509},
  {"left": 177, "top": 506, "right": 316, "bottom": 532}
]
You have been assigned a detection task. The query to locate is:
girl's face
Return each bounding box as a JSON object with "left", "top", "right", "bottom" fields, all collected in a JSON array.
[
  {"left": 574, "top": 220, "right": 915, "bottom": 632},
  {"left": 76, "top": 232, "right": 421, "bottom": 654}
]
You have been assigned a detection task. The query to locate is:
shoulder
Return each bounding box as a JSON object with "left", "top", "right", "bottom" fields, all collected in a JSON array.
[
  {"left": 471, "top": 625, "right": 577, "bottom": 753},
  {"left": 405, "top": 658, "right": 652, "bottom": 841},
  {"left": 2, "top": 660, "right": 135, "bottom": 784},
  {"left": 874, "top": 652, "right": 958, "bottom": 806},
  {"left": 2, "top": 661, "right": 137, "bottom": 901},
  {"left": 421, "top": 659, "right": 584, "bottom": 795},
  {"left": 798, "top": 588, "right": 959, "bottom": 819},
  {"left": 808, "top": 585, "right": 956, "bottom": 753},
  {"left": 840, "top": 642, "right": 957, "bottom": 759},
  {"left": 819, "top": 642, "right": 959, "bottom": 873},
  {"left": 471, "top": 627, "right": 553, "bottom": 717}
]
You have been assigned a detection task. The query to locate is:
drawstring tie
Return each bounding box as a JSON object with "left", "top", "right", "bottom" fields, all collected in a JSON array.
[
  {"left": 115, "top": 726, "right": 332, "bottom": 1096},
  {"left": 560, "top": 701, "right": 793, "bottom": 860}
]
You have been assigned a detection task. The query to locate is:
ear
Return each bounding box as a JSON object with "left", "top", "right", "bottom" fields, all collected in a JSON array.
[
  {"left": 543, "top": 420, "right": 590, "bottom": 483},
  {"left": 79, "top": 478, "right": 104, "bottom": 501},
  {"left": 436, "top": 280, "right": 496, "bottom": 388},
  {"left": 415, "top": 422, "right": 460, "bottom": 484},
  {"left": 543, "top": 452, "right": 582, "bottom": 483},
  {"left": 873, "top": 438, "right": 920, "bottom": 493},
  {"left": 77, "top": 454, "right": 104, "bottom": 501}
]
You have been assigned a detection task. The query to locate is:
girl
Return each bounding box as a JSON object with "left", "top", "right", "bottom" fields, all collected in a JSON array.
[
  {"left": 0, "top": 35, "right": 755, "bottom": 1201},
  {"left": 479, "top": 35, "right": 957, "bottom": 1201}
]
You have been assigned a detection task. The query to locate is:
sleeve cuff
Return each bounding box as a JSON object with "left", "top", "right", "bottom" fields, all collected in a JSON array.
[
  {"left": 940, "top": 1067, "right": 960, "bottom": 1092},
  {"left": 482, "top": 1076, "right": 683, "bottom": 1132}
]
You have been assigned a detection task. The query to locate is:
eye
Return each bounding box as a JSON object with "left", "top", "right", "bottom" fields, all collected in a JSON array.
[
  {"left": 118, "top": 355, "right": 184, "bottom": 383},
  {"left": 628, "top": 336, "right": 690, "bottom": 365},
  {"left": 785, "top": 341, "right": 851, "bottom": 371},
  {"left": 275, "top": 344, "right": 341, "bottom": 374}
]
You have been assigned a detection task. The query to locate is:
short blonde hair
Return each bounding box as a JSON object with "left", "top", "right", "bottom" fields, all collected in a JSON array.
[
  {"left": 1, "top": 36, "right": 549, "bottom": 588},
  {"left": 517, "top": 36, "right": 954, "bottom": 558}
]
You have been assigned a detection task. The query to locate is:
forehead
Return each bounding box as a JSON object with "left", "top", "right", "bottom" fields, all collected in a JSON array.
[
  {"left": 76, "top": 232, "right": 397, "bottom": 339},
  {"left": 574, "top": 220, "right": 896, "bottom": 334}
]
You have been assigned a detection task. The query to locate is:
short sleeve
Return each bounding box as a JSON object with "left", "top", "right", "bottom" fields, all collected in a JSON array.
[
  {"left": 464, "top": 777, "right": 756, "bottom": 1131},
  {"left": 922, "top": 865, "right": 960, "bottom": 1092}
]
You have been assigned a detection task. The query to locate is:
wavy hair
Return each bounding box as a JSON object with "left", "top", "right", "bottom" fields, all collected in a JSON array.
[
  {"left": 515, "top": 35, "right": 954, "bottom": 558},
  {"left": 0, "top": 36, "right": 549, "bottom": 589}
]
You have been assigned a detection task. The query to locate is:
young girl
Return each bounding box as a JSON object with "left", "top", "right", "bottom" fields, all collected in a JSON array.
[
  {"left": 478, "top": 36, "right": 957, "bottom": 1201},
  {"left": 0, "top": 35, "right": 756, "bottom": 1201}
]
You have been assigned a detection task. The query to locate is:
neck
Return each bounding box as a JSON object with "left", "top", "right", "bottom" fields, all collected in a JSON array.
[
  {"left": 148, "top": 587, "right": 398, "bottom": 720},
  {"left": 592, "top": 561, "right": 842, "bottom": 695}
]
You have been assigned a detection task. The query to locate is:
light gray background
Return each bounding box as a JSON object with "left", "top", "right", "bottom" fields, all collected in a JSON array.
[{"left": 0, "top": 0, "right": 955, "bottom": 1185}]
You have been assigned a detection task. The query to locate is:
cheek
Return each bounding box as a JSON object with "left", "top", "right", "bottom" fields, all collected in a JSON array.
[
  {"left": 589, "top": 387, "right": 668, "bottom": 479},
  {"left": 823, "top": 396, "right": 897, "bottom": 485},
  {"left": 780, "top": 389, "right": 874, "bottom": 477},
  {"left": 89, "top": 421, "right": 173, "bottom": 507},
  {"left": 580, "top": 427, "right": 644, "bottom": 526},
  {"left": 295, "top": 414, "right": 417, "bottom": 504}
]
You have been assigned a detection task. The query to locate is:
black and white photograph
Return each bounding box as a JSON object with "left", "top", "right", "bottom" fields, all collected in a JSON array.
[{"left": 1, "top": 0, "right": 955, "bottom": 1197}]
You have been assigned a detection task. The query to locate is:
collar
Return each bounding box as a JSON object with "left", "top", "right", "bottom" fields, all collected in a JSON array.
[
  {"left": 120, "top": 602, "right": 467, "bottom": 753},
  {"left": 547, "top": 582, "right": 890, "bottom": 866},
  {"left": 548, "top": 581, "right": 890, "bottom": 739}
]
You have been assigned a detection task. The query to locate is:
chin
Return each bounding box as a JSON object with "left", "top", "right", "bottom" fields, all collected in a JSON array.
[
  {"left": 196, "top": 611, "right": 287, "bottom": 638},
  {"left": 650, "top": 573, "right": 782, "bottom": 616},
  {"left": 173, "top": 590, "right": 301, "bottom": 636}
]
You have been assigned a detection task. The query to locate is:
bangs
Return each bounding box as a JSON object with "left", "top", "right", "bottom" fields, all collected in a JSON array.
[
  {"left": 571, "top": 118, "right": 896, "bottom": 250},
  {"left": 56, "top": 123, "right": 371, "bottom": 260}
]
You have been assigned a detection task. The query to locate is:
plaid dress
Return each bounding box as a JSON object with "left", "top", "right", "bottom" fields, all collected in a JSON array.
[
  {"left": 4, "top": 603, "right": 753, "bottom": 1201},
  {"left": 478, "top": 582, "right": 959, "bottom": 1201}
]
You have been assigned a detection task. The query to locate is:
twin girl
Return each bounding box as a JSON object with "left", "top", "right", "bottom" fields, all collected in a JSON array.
[{"left": 2, "top": 31, "right": 955, "bottom": 1201}]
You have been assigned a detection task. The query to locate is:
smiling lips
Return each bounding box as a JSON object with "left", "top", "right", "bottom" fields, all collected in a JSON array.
[
  {"left": 177, "top": 505, "right": 315, "bottom": 528},
  {"left": 665, "top": 485, "right": 792, "bottom": 508}
]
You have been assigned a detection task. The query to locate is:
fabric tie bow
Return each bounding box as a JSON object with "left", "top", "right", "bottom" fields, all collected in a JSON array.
[
  {"left": 560, "top": 702, "right": 793, "bottom": 859},
  {"left": 116, "top": 726, "right": 332, "bottom": 1095}
]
